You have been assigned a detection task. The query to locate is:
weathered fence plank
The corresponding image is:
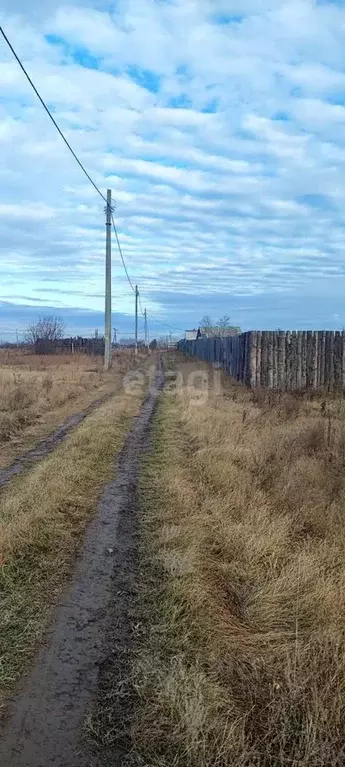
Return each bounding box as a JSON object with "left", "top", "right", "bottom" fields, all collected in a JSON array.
[
  {"left": 285, "top": 332, "right": 291, "bottom": 390},
  {"left": 312, "top": 332, "right": 318, "bottom": 390},
  {"left": 256, "top": 331, "right": 262, "bottom": 388},
  {"left": 291, "top": 331, "right": 298, "bottom": 390},
  {"left": 296, "top": 333, "right": 303, "bottom": 391},
  {"left": 250, "top": 332, "right": 258, "bottom": 388},
  {"left": 334, "top": 331, "right": 342, "bottom": 391},
  {"left": 267, "top": 332, "right": 274, "bottom": 389},
  {"left": 178, "top": 329, "right": 345, "bottom": 392},
  {"left": 306, "top": 331, "right": 313, "bottom": 389},
  {"left": 277, "top": 331, "right": 285, "bottom": 390},
  {"left": 261, "top": 332, "right": 268, "bottom": 388},
  {"left": 301, "top": 331, "right": 307, "bottom": 389}
]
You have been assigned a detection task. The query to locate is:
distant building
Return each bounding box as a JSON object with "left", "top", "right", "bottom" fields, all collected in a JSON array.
[
  {"left": 185, "top": 329, "right": 199, "bottom": 341},
  {"left": 198, "top": 326, "right": 241, "bottom": 339}
]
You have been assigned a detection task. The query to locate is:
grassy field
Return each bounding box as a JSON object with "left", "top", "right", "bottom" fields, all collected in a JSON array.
[
  {"left": 0, "top": 348, "right": 136, "bottom": 468},
  {"left": 133, "top": 352, "right": 345, "bottom": 767},
  {"left": 0, "top": 349, "right": 149, "bottom": 711}
]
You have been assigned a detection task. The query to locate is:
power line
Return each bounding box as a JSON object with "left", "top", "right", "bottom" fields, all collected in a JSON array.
[
  {"left": 0, "top": 25, "right": 107, "bottom": 206},
  {"left": 111, "top": 213, "right": 136, "bottom": 293},
  {"left": 149, "top": 317, "right": 184, "bottom": 333},
  {"left": 138, "top": 293, "right": 145, "bottom": 317}
]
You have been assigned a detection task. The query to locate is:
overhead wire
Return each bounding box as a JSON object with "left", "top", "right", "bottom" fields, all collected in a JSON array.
[
  {"left": 138, "top": 293, "right": 145, "bottom": 317},
  {"left": 149, "top": 317, "right": 184, "bottom": 333},
  {"left": 111, "top": 212, "right": 136, "bottom": 294},
  {"left": 0, "top": 26, "right": 108, "bottom": 206}
]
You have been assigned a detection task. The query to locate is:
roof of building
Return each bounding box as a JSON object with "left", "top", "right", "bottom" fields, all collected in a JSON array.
[{"left": 185, "top": 329, "right": 199, "bottom": 341}]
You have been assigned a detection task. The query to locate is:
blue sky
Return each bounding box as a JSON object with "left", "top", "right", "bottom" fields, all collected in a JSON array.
[{"left": 1, "top": 0, "right": 345, "bottom": 340}]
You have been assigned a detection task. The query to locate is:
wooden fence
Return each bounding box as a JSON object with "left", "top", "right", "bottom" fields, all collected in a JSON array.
[
  {"left": 178, "top": 331, "right": 345, "bottom": 391},
  {"left": 34, "top": 337, "right": 105, "bottom": 355}
]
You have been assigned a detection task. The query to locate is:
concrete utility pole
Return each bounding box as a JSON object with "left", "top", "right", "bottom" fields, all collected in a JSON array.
[
  {"left": 144, "top": 308, "right": 148, "bottom": 348},
  {"left": 135, "top": 285, "right": 139, "bottom": 354},
  {"left": 104, "top": 189, "right": 112, "bottom": 371},
  {"left": 113, "top": 327, "right": 118, "bottom": 345}
]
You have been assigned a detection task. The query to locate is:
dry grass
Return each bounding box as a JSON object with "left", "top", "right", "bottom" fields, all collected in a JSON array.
[
  {"left": 0, "top": 356, "right": 149, "bottom": 711},
  {"left": 133, "top": 353, "right": 345, "bottom": 766},
  {"left": 0, "top": 348, "right": 139, "bottom": 468}
]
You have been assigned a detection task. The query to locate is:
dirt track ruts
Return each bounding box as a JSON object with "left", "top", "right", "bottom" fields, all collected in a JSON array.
[
  {"left": 0, "top": 361, "right": 164, "bottom": 767},
  {"left": 0, "top": 391, "right": 115, "bottom": 490}
]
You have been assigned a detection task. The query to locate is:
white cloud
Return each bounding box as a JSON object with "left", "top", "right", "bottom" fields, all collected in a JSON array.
[
  {"left": 0, "top": 203, "right": 55, "bottom": 220},
  {"left": 1, "top": 0, "right": 345, "bottom": 331},
  {"left": 284, "top": 62, "right": 345, "bottom": 94}
]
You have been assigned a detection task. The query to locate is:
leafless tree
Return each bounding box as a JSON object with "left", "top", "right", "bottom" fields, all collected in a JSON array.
[
  {"left": 218, "top": 314, "right": 232, "bottom": 329},
  {"left": 200, "top": 314, "right": 213, "bottom": 329},
  {"left": 199, "top": 314, "right": 241, "bottom": 338},
  {"left": 25, "top": 315, "right": 66, "bottom": 345}
]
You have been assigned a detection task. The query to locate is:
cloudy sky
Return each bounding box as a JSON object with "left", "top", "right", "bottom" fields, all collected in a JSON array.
[{"left": 1, "top": 0, "right": 345, "bottom": 340}]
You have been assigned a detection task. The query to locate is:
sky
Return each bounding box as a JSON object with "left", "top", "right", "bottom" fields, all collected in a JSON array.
[{"left": 1, "top": 0, "right": 345, "bottom": 340}]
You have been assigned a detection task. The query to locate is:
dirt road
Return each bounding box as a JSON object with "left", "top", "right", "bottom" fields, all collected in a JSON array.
[
  {"left": 0, "top": 362, "right": 164, "bottom": 767},
  {"left": 0, "top": 391, "right": 114, "bottom": 490}
]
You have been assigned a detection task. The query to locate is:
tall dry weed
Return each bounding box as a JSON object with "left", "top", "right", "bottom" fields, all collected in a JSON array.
[{"left": 134, "top": 356, "right": 345, "bottom": 767}]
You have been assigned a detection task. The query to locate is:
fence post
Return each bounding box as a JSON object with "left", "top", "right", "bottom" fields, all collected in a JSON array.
[
  {"left": 301, "top": 331, "right": 307, "bottom": 389},
  {"left": 305, "top": 331, "right": 313, "bottom": 389},
  {"left": 312, "top": 331, "right": 318, "bottom": 390},
  {"left": 237, "top": 336, "right": 241, "bottom": 381},
  {"left": 297, "top": 333, "right": 302, "bottom": 389},
  {"left": 292, "top": 331, "right": 297, "bottom": 390},
  {"left": 267, "top": 332, "right": 273, "bottom": 389},
  {"left": 250, "top": 332, "right": 257, "bottom": 388},
  {"left": 277, "top": 331, "right": 285, "bottom": 390},
  {"left": 334, "top": 331, "right": 342, "bottom": 391},
  {"left": 243, "top": 333, "right": 248, "bottom": 385},
  {"left": 233, "top": 337, "right": 238, "bottom": 379},
  {"left": 260, "top": 332, "right": 267, "bottom": 388},
  {"left": 325, "top": 332, "right": 334, "bottom": 392},
  {"left": 272, "top": 332, "right": 278, "bottom": 389},
  {"left": 319, "top": 330, "right": 326, "bottom": 390},
  {"left": 284, "top": 330, "right": 291, "bottom": 391},
  {"left": 256, "top": 331, "right": 262, "bottom": 388}
]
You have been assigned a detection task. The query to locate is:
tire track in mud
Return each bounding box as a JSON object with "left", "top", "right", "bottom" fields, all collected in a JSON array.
[
  {"left": 0, "top": 391, "right": 115, "bottom": 490},
  {"left": 0, "top": 362, "right": 164, "bottom": 767}
]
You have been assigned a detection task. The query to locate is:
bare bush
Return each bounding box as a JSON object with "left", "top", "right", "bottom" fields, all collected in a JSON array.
[{"left": 25, "top": 315, "right": 65, "bottom": 347}]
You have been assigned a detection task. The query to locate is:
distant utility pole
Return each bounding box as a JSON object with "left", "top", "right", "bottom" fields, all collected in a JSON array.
[
  {"left": 113, "top": 327, "right": 118, "bottom": 344},
  {"left": 104, "top": 188, "right": 112, "bottom": 371},
  {"left": 144, "top": 309, "right": 148, "bottom": 348},
  {"left": 135, "top": 285, "right": 139, "bottom": 354},
  {"left": 16, "top": 329, "right": 19, "bottom": 348}
]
